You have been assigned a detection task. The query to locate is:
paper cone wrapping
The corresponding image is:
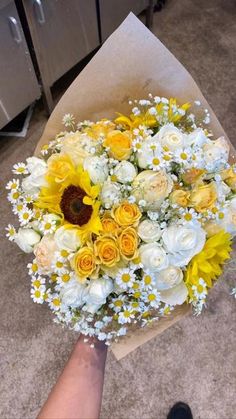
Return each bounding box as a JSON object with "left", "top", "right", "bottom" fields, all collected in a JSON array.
[{"left": 35, "top": 14, "right": 236, "bottom": 359}]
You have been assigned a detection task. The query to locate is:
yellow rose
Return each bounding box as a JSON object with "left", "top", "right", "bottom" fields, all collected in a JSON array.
[
  {"left": 95, "top": 235, "right": 120, "bottom": 267},
  {"left": 132, "top": 170, "right": 173, "bottom": 210},
  {"left": 118, "top": 227, "right": 139, "bottom": 260},
  {"left": 182, "top": 168, "right": 205, "bottom": 185},
  {"left": 101, "top": 212, "right": 120, "bottom": 235},
  {"left": 204, "top": 221, "right": 223, "bottom": 237},
  {"left": 60, "top": 132, "right": 95, "bottom": 166},
  {"left": 71, "top": 246, "right": 96, "bottom": 282},
  {"left": 47, "top": 154, "right": 75, "bottom": 183},
  {"left": 112, "top": 202, "right": 141, "bottom": 226},
  {"left": 170, "top": 189, "right": 190, "bottom": 207},
  {"left": 84, "top": 120, "right": 115, "bottom": 139},
  {"left": 103, "top": 130, "right": 132, "bottom": 160},
  {"left": 190, "top": 183, "right": 217, "bottom": 213},
  {"left": 221, "top": 168, "right": 236, "bottom": 192}
]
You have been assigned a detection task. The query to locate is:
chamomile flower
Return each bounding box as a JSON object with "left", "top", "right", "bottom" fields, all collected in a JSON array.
[
  {"left": 48, "top": 294, "right": 61, "bottom": 311},
  {"left": 23, "top": 195, "right": 34, "bottom": 205},
  {"left": 6, "top": 179, "right": 20, "bottom": 190},
  {"left": 159, "top": 304, "right": 174, "bottom": 316},
  {"left": 40, "top": 218, "right": 57, "bottom": 235},
  {"left": 109, "top": 295, "right": 126, "bottom": 313},
  {"left": 116, "top": 268, "right": 136, "bottom": 290},
  {"left": 18, "top": 207, "right": 33, "bottom": 226},
  {"left": 51, "top": 258, "right": 67, "bottom": 274},
  {"left": 27, "top": 261, "right": 39, "bottom": 276},
  {"left": 40, "top": 144, "right": 49, "bottom": 156},
  {"left": 192, "top": 278, "right": 207, "bottom": 300},
  {"left": 180, "top": 208, "right": 199, "bottom": 223},
  {"left": 31, "top": 276, "right": 46, "bottom": 289},
  {"left": 141, "top": 271, "right": 155, "bottom": 289},
  {"left": 62, "top": 113, "right": 75, "bottom": 128},
  {"left": 5, "top": 224, "right": 16, "bottom": 241},
  {"left": 118, "top": 308, "right": 135, "bottom": 324},
  {"left": 57, "top": 271, "right": 73, "bottom": 286},
  {"left": 132, "top": 138, "right": 143, "bottom": 152},
  {"left": 31, "top": 286, "right": 45, "bottom": 304},
  {"left": 7, "top": 189, "right": 21, "bottom": 203},
  {"left": 12, "top": 162, "right": 28, "bottom": 175},
  {"left": 143, "top": 289, "right": 161, "bottom": 308}
]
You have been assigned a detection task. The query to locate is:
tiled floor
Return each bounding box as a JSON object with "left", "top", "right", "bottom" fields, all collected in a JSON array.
[{"left": 0, "top": 1, "right": 236, "bottom": 418}]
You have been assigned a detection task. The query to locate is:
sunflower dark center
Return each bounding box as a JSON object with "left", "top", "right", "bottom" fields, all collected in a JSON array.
[{"left": 60, "top": 185, "right": 93, "bottom": 226}]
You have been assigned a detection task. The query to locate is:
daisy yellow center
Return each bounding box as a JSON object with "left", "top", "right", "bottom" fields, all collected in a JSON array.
[
  {"left": 32, "top": 263, "right": 38, "bottom": 273},
  {"left": 197, "top": 284, "right": 204, "bottom": 293},
  {"left": 114, "top": 300, "right": 122, "bottom": 307},
  {"left": 61, "top": 250, "right": 69, "bottom": 258},
  {"left": 150, "top": 145, "right": 156, "bottom": 150},
  {"left": 212, "top": 207, "right": 218, "bottom": 214},
  {"left": 111, "top": 175, "right": 118, "bottom": 182},
  {"left": 56, "top": 261, "right": 63, "bottom": 268},
  {"left": 163, "top": 145, "right": 170, "bottom": 152},
  {"left": 144, "top": 275, "right": 152, "bottom": 285},
  {"left": 44, "top": 222, "right": 52, "bottom": 230},
  {"left": 136, "top": 143, "right": 141, "bottom": 149},
  {"left": 62, "top": 273, "right": 70, "bottom": 282},
  {"left": 134, "top": 291, "right": 141, "bottom": 298},
  {"left": 17, "top": 167, "right": 25, "bottom": 173},
  {"left": 51, "top": 274, "right": 58, "bottom": 282},
  {"left": 9, "top": 228, "right": 15, "bottom": 235},
  {"left": 123, "top": 310, "right": 131, "bottom": 318},
  {"left": 218, "top": 212, "right": 224, "bottom": 219},
  {"left": 180, "top": 152, "right": 188, "bottom": 160},
  {"left": 148, "top": 293, "right": 156, "bottom": 301},
  {"left": 34, "top": 290, "right": 41, "bottom": 298},
  {"left": 13, "top": 192, "right": 20, "bottom": 199},
  {"left": 132, "top": 302, "right": 139, "bottom": 308},
  {"left": 53, "top": 298, "right": 60, "bottom": 306},
  {"left": 33, "top": 279, "right": 41, "bottom": 288},
  {"left": 163, "top": 154, "right": 171, "bottom": 161},
  {"left": 11, "top": 183, "right": 17, "bottom": 189},
  {"left": 23, "top": 213, "right": 30, "bottom": 220},
  {"left": 132, "top": 282, "right": 139, "bottom": 290},
  {"left": 152, "top": 158, "right": 160, "bottom": 166},
  {"left": 184, "top": 213, "right": 192, "bottom": 221},
  {"left": 122, "top": 273, "right": 131, "bottom": 283},
  {"left": 17, "top": 204, "right": 23, "bottom": 211}
]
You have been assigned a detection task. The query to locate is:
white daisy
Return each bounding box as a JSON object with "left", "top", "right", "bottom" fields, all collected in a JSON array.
[
  {"left": 140, "top": 271, "right": 155, "bottom": 289},
  {"left": 57, "top": 271, "right": 73, "bottom": 286},
  {"left": 48, "top": 293, "right": 61, "bottom": 311},
  {"left": 27, "top": 261, "right": 39, "bottom": 276},
  {"left": 18, "top": 207, "right": 33, "bottom": 226},
  {"left": 62, "top": 113, "right": 75, "bottom": 127},
  {"left": 31, "top": 276, "right": 46, "bottom": 289},
  {"left": 192, "top": 278, "right": 207, "bottom": 300},
  {"left": 12, "top": 162, "right": 28, "bottom": 175},
  {"left": 51, "top": 258, "right": 68, "bottom": 274},
  {"left": 109, "top": 295, "right": 126, "bottom": 313},
  {"left": 6, "top": 179, "right": 20, "bottom": 190},
  {"left": 7, "top": 189, "right": 21, "bottom": 203},
  {"left": 159, "top": 304, "right": 174, "bottom": 316},
  {"left": 118, "top": 308, "right": 135, "bottom": 324},
  {"left": 31, "top": 287, "right": 45, "bottom": 304},
  {"left": 116, "top": 268, "right": 136, "bottom": 290},
  {"left": 12, "top": 202, "right": 24, "bottom": 215},
  {"left": 40, "top": 218, "right": 57, "bottom": 235},
  {"left": 143, "top": 289, "right": 161, "bottom": 308},
  {"left": 5, "top": 224, "right": 16, "bottom": 241}
]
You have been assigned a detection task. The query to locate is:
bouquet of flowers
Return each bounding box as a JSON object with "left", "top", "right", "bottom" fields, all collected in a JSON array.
[{"left": 6, "top": 94, "right": 236, "bottom": 345}]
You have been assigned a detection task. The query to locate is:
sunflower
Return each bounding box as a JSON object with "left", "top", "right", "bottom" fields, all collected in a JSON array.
[{"left": 35, "top": 155, "right": 102, "bottom": 241}]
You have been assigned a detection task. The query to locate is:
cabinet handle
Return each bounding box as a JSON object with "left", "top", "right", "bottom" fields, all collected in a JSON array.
[
  {"left": 8, "top": 16, "right": 22, "bottom": 44},
  {"left": 33, "top": 0, "right": 46, "bottom": 24}
]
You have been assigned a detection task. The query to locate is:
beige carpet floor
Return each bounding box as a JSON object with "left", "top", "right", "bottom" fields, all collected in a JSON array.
[{"left": 0, "top": 0, "right": 236, "bottom": 418}]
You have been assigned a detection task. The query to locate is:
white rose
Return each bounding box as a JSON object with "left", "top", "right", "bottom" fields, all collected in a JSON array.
[
  {"left": 154, "top": 123, "right": 186, "bottom": 151},
  {"left": 60, "top": 278, "right": 87, "bottom": 309},
  {"left": 138, "top": 219, "right": 162, "bottom": 242},
  {"left": 54, "top": 225, "right": 82, "bottom": 252},
  {"left": 139, "top": 243, "right": 169, "bottom": 272},
  {"left": 60, "top": 132, "right": 96, "bottom": 166},
  {"left": 186, "top": 128, "right": 210, "bottom": 147},
  {"left": 83, "top": 277, "right": 113, "bottom": 314},
  {"left": 203, "top": 137, "right": 230, "bottom": 170},
  {"left": 22, "top": 157, "right": 48, "bottom": 195},
  {"left": 159, "top": 281, "right": 188, "bottom": 305},
  {"left": 15, "top": 228, "right": 41, "bottom": 253},
  {"left": 100, "top": 181, "right": 121, "bottom": 209},
  {"left": 154, "top": 266, "right": 183, "bottom": 290},
  {"left": 114, "top": 161, "right": 137, "bottom": 183},
  {"left": 132, "top": 170, "right": 173, "bottom": 210},
  {"left": 83, "top": 156, "right": 108, "bottom": 184},
  {"left": 162, "top": 224, "right": 206, "bottom": 267},
  {"left": 217, "top": 197, "right": 236, "bottom": 236}
]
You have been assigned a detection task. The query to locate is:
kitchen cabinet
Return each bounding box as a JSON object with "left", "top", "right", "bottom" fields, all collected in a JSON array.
[
  {"left": 0, "top": 0, "right": 40, "bottom": 130},
  {"left": 99, "top": 0, "right": 149, "bottom": 42},
  {"left": 22, "top": 0, "right": 100, "bottom": 112}
]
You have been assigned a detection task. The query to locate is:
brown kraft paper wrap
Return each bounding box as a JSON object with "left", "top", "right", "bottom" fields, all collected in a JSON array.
[{"left": 35, "top": 14, "right": 236, "bottom": 360}]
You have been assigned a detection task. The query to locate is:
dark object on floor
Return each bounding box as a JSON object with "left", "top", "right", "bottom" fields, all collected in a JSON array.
[
  {"left": 167, "top": 402, "right": 193, "bottom": 419},
  {"left": 154, "top": 0, "right": 167, "bottom": 12}
]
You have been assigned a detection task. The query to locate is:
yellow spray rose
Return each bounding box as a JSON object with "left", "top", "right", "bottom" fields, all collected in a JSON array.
[
  {"left": 204, "top": 221, "right": 223, "bottom": 237},
  {"left": 190, "top": 183, "right": 217, "bottom": 213},
  {"left": 103, "top": 130, "right": 132, "bottom": 160},
  {"left": 47, "top": 154, "right": 75, "bottom": 183},
  {"left": 118, "top": 227, "right": 139, "bottom": 260},
  {"left": 170, "top": 189, "right": 190, "bottom": 207},
  {"left": 71, "top": 246, "right": 96, "bottom": 282},
  {"left": 101, "top": 212, "right": 120, "bottom": 235},
  {"left": 95, "top": 235, "right": 120, "bottom": 267},
  {"left": 221, "top": 168, "right": 236, "bottom": 192},
  {"left": 112, "top": 202, "right": 141, "bottom": 227},
  {"left": 182, "top": 168, "right": 205, "bottom": 185}
]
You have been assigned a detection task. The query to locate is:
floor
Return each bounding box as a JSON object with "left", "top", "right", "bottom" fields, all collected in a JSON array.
[{"left": 0, "top": 0, "right": 236, "bottom": 418}]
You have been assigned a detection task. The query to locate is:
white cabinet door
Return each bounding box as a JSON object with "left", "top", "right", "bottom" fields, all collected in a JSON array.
[{"left": 0, "top": 0, "right": 40, "bottom": 129}]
